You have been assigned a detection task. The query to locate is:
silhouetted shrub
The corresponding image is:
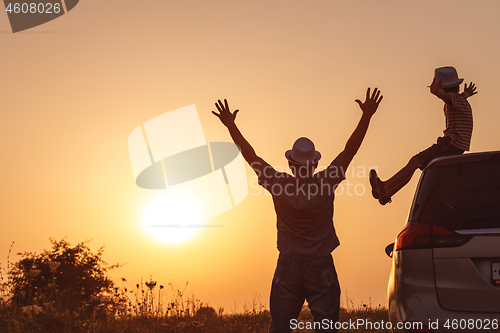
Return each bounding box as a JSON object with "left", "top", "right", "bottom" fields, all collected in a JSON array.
[
  {"left": 7, "top": 238, "right": 119, "bottom": 312},
  {"left": 196, "top": 305, "right": 217, "bottom": 318}
]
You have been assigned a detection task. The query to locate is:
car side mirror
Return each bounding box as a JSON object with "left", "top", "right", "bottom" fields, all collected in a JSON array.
[{"left": 385, "top": 243, "right": 394, "bottom": 258}]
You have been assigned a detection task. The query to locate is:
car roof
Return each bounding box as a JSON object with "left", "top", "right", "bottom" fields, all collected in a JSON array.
[{"left": 425, "top": 150, "right": 500, "bottom": 170}]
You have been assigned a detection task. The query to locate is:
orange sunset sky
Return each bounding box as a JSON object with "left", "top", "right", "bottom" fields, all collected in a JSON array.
[{"left": 1, "top": 0, "right": 500, "bottom": 312}]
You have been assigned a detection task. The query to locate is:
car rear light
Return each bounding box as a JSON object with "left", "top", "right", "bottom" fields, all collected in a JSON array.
[
  {"left": 432, "top": 225, "right": 473, "bottom": 248},
  {"left": 395, "top": 224, "right": 432, "bottom": 250},
  {"left": 395, "top": 223, "right": 472, "bottom": 251}
]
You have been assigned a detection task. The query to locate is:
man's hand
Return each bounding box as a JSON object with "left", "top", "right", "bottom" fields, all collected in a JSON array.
[
  {"left": 355, "top": 87, "right": 383, "bottom": 117},
  {"left": 337, "top": 87, "right": 383, "bottom": 170},
  {"left": 464, "top": 82, "right": 478, "bottom": 98},
  {"left": 212, "top": 99, "right": 239, "bottom": 127},
  {"left": 211, "top": 98, "right": 265, "bottom": 173}
]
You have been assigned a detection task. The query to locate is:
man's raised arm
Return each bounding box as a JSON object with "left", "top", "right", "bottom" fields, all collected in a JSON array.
[
  {"left": 336, "top": 88, "right": 383, "bottom": 170},
  {"left": 212, "top": 99, "right": 266, "bottom": 173}
]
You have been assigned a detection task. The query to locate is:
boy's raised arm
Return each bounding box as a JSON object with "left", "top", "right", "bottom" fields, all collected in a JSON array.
[
  {"left": 212, "top": 99, "right": 266, "bottom": 173},
  {"left": 430, "top": 78, "right": 453, "bottom": 105},
  {"left": 463, "top": 82, "right": 478, "bottom": 98},
  {"left": 336, "top": 88, "right": 382, "bottom": 170}
]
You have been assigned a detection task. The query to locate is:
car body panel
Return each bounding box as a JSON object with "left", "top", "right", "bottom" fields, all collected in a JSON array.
[
  {"left": 388, "top": 248, "right": 436, "bottom": 323},
  {"left": 387, "top": 151, "right": 500, "bottom": 332},
  {"left": 434, "top": 256, "right": 500, "bottom": 312}
]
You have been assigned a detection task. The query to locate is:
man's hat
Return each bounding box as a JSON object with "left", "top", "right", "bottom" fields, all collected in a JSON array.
[
  {"left": 433, "top": 66, "right": 463, "bottom": 88},
  {"left": 285, "top": 137, "right": 321, "bottom": 165}
]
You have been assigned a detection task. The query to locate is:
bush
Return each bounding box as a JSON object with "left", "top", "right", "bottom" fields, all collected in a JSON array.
[
  {"left": 5, "top": 238, "right": 119, "bottom": 313},
  {"left": 195, "top": 305, "right": 217, "bottom": 318}
]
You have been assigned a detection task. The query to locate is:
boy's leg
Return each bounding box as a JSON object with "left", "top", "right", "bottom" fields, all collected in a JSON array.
[
  {"left": 269, "top": 256, "right": 305, "bottom": 333},
  {"left": 369, "top": 157, "right": 420, "bottom": 205},
  {"left": 370, "top": 156, "right": 422, "bottom": 205},
  {"left": 370, "top": 137, "right": 459, "bottom": 204},
  {"left": 383, "top": 156, "right": 422, "bottom": 198}
]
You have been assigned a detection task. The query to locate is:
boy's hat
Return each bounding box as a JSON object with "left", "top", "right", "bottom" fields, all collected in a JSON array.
[
  {"left": 433, "top": 66, "right": 463, "bottom": 88},
  {"left": 285, "top": 137, "right": 321, "bottom": 165}
]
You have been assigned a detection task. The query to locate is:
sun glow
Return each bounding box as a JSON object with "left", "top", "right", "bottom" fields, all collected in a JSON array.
[{"left": 141, "top": 191, "right": 203, "bottom": 244}]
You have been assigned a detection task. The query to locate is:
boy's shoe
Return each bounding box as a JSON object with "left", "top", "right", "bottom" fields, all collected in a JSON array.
[
  {"left": 369, "top": 169, "right": 392, "bottom": 205},
  {"left": 379, "top": 196, "right": 392, "bottom": 205},
  {"left": 369, "top": 169, "right": 383, "bottom": 199}
]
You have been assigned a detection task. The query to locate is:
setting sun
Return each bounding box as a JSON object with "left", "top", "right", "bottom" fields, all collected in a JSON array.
[{"left": 141, "top": 191, "right": 202, "bottom": 244}]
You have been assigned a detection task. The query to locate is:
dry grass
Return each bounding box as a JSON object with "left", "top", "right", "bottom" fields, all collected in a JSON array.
[
  {"left": 0, "top": 296, "right": 390, "bottom": 333},
  {"left": 1, "top": 241, "right": 391, "bottom": 332}
]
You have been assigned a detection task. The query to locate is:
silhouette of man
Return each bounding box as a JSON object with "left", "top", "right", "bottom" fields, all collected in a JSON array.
[{"left": 212, "top": 88, "right": 382, "bottom": 333}]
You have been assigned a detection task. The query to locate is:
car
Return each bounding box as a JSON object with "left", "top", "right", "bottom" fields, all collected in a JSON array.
[{"left": 385, "top": 151, "right": 500, "bottom": 333}]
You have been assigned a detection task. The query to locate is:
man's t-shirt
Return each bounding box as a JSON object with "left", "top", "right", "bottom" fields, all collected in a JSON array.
[{"left": 257, "top": 157, "right": 346, "bottom": 259}]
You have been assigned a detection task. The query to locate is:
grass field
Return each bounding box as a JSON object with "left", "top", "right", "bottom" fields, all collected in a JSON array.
[
  {"left": 0, "top": 240, "right": 392, "bottom": 332},
  {"left": 0, "top": 302, "right": 391, "bottom": 333}
]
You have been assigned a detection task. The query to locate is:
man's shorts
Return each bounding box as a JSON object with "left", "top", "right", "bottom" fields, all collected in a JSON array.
[{"left": 416, "top": 136, "right": 465, "bottom": 171}]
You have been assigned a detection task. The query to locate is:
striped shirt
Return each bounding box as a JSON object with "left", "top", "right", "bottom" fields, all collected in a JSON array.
[{"left": 443, "top": 92, "right": 473, "bottom": 151}]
